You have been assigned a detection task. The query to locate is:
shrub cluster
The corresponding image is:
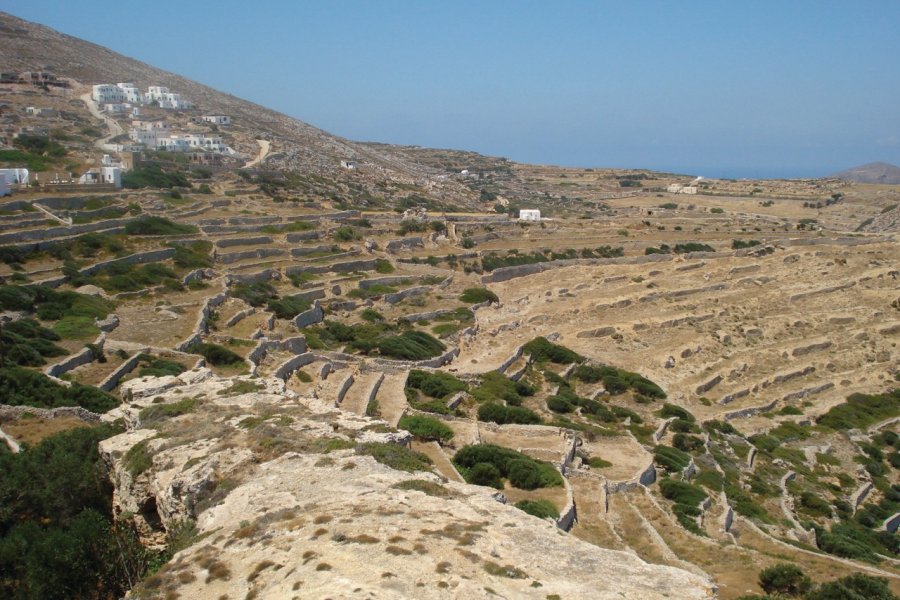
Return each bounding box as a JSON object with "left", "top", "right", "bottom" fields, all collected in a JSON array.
[
  {"left": 653, "top": 445, "right": 691, "bottom": 473},
  {"left": 816, "top": 389, "right": 899, "bottom": 430},
  {"left": 453, "top": 444, "right": 563, "bottom": 490},
  {"left": 124, "top": 215, "right": 197, "bottom": 235},
  {"left": 515, "top": 499, "right": 559, "bottom": 520},
  {"left": 1, "top": 318, "right": 67, "bottom": 366},
  {"left": 659, "top": 478, "right": 707, "bottom": 535},
  {"left": 378, "top": 331, "right": 445, "bottom": 360},
  {"left": 0, "top": 365, "right": 119, "bottom": 412},
  {"left": 523, "top": 337, "right": 583, "bottom": 364},
  {"left": 477, "top": 402, "right": 541, "bottom": 425},
  {"left": 573, "top": 364, "right": 666, "bottom": 398},
  {"left": 458, "top": 287, "right": 499, "bottom": 304},
  {"left": 122, "top": 165, "right": 191, "bottom": 189},
  {"left": 231, "top": 281, "right": 278, "bottom": 307},
  {"left": 398, "top": 415, "right": 454, "bottom": 443},
  {"left": 190, "top": 342, "right": 244, "bottom": 367},
  {"left": 267, "top": 296, "right": 312, "bottom": 320},
  {"left": 406, "top": 369, "right": 467, "bottom": 399}
]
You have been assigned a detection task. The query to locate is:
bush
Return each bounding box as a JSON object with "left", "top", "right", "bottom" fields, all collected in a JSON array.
[
  {"left": 124, "top": 216, "right": 197, "bottom": 235},
  {"left": 0, "top": 366, "right": 118, "bottom": 412},
  {"left": 515, "top": 499, "right": 559, "bottom": 520},
  {"left": 573, "top": 364, "right": 665, "bottom": 398},
  {"left": 757, "top": 564, "right": 811, "bottom": 596},
  {"left": 398, "top": 415, "right": 454, "bottom": 443},
  {"left": 468, "top": 462, "right": 503, "bottom": 488},
  {"left": 378, "top": 331, "right": 445, "bottom": 360},
  {"left": 191, "top": 343, "right": 244, "bottom": 367},
  {"left": 356, "top": 442, "right": 431, "bottom": 473},
  {"left": 477, "top": 402, "right": 541, "bottom": 425},
  {"left": 374, "top": 259, "right": 394, "bottom": 274},
  {"left": 453, "top": 444, "right": 562, "bottom": 489},
  {"left": 459, "top": 287, "right": 499, "bottom": 304},
  {"left": 267, "top": 296, "right": 311, "bottom": 319},
  {"left": 231, "top": 281, "right": 277, "bottom": 307},
  {"left": 52, "top": 316, "right": 99, "bottom": 340},
  {"left": 138, "top": 356, "right": 185, "bottom": 378},
  {"left": 805, "top": 573, "right": 897, "bottom": 600},
  {"left": 522, "top": 337, "right": 582, "bottom": 364},
  {"left": 471, "top": 372, "right": 527, "bottom": 405},
  {"left": 654, "top": 445, "right": 691, "bottom": 473},
  {"left": 406, "top": 369, "right": 467, "bottom": 399},
  {"left": 817, "top": 390, "right": 900, "bottom": 430},
  {"left": 332, "top": 226, "right": 361, "bottom": 242},
  {"left": 122, "top": 165, "right": 191, "bottom": 189}
]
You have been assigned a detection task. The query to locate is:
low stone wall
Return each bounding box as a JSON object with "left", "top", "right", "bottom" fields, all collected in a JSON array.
[
  {"left": 78, "top": 248, "right": 176, "bottom": 276},
  {"left": 653, "top": 417, "right": 677, "bottom": 443},
  {"left": 334, "top": 374, "right": 356, "bottom": 407},
  {"left": 217, "top": 247, "right": 284, "bottom": 265},
  {"left": 247, "top": 336, "right": 307, "bottom": 367},
  {"left": 182, "top": 268, "right": 214, "bottom": 286},
  {"left": 225, "top": 307, "right": 255, "bottom": 327},
  {"left": 884, "top": 513, "right": 900, "bottom": 534},
  {"left": 851, "top": 482, "right": 873, "bottom": 510},
  {"left": 556, "top": 476, "right": 577, "bottom": 531},
  {"left": 0, "top": 404, "right": 102, "bottom": 422},
  {"left": 723, "top": 397, "right": 780, "bottom": 421},
  {"left": 0, "top": 216, "right": 133, "bottom": 246},
  {"left": 273, "top": 352, "right": 317, "bottom": 380},
  {"left": 363, "top": 372, "right": 385, "bottom": 415},
  {"left": 495, "top": 345, "right": 525, "bottom": 374},
  {"left": 385, "top": 236, "right": 424, "bottom": 253},
  {"left": 384, "top": 285, "right": 429, "bottom": 305},
  {"left": 358, "top": 276, "right": 415, "bottom": 290},
  {"left": 292, "top": 301, "right": 324, "bottom": 329},
  {"left": 44, "top": 332, "right": 106, "bottom": 378},
  {"left": 285, "top": 231, "right": 320, "bottom": 243},
  {"left": 98, "top": 352, "right": 146, "bottom": 391},
  {"left": 288, "top": 288, "right": 326, "bottom": 303},
  {"left": 174, "top": 292, "right": 227, "bottom": 351},
  {"left": 214, "top": 236, "right": 273, "bottom": 248},
  {"left": 607, "top": 461, "right": 657, "bottom": 494},
  {"left": 290, "top": 245, "right": 333, "bottom": 257},
  {"left": 372, "top": 347, "right": 460, "bottom": 370},
  {"left": 227, "top": 269, "right": 278, "bottom": 285}
]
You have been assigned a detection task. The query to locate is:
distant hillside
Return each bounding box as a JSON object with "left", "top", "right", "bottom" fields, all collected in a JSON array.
[
  {"left": 833, "top": 162, "right": 900, "bottom": 184},
  {"left": 0, "top": 11, "right": 482, "bottom": 207}
]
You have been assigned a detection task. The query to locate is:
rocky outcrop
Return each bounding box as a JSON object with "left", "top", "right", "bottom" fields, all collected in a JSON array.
[{"left": 100, "top": 371, "right": 714, "bottom": 600}]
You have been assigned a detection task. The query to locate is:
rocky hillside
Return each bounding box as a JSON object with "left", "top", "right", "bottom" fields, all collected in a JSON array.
[
  {"left": 0, "top": 11, "right": 480, "bottom": 204},
  {"left": 102, "top": 369, "right": 714, "bottom": 600},
  {"left": 833, "top": 162, "right": 900, "bottom": 185}
]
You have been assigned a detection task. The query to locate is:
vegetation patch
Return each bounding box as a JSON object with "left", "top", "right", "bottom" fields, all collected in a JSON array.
[
  {"left": 356, "top": 442, "right": 432, "bottom": 473},
  {"left": 523, "top": 337, "right": 583, "bottom": 364},
  {"left": 573, "top": 364, "right": 666, "bottom": 398},
  {"left": 453, "top": 444, "right": 563, "bottom": 490},
  {"left": 515, "top": 499, "right": 559, "bottom": 520},
  {"left": 459, "top": 287, "right": 499, "bottom": 304},
  {"left": 398, "top": 415, "right": 455, "bottom": 443},
  {"left": 124, "top": 215, "right": 197, "bottom": 235},
  {"left": 816, "top": 389, "right": 899, "bottom": 430},
  {"left": 0, "top": 366, "right": 119, "bottom": 412}
]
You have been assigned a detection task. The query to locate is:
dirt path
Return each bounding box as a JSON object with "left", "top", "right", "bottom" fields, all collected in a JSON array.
[
  {"left": 79, "top": 93, "right": 124, "bottom": 148},
  {"left": 243, "top": 139, "right": 270, "bottom": 168}
]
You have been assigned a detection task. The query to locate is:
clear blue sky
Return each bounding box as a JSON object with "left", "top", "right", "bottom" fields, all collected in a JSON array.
[{"left": 5, "top": 1, "right": 900, "bottom": 178}]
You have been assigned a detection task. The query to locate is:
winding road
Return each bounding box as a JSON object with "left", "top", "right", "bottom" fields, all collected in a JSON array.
[{"left": 243, "top": 139, "right": 271, "bottom": 168}]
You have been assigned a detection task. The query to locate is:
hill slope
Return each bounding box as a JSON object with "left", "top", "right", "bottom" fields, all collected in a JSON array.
[
  {"left": 0, "top": 10, "right": 480, "bottom": 205},
  {"left": 833, "top": 161, "right": 900, "bottom": 184}
]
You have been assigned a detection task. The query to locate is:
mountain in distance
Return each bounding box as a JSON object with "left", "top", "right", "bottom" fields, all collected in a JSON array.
[{"left": 832, "top": 161, "right": 900, "bottom": 184}]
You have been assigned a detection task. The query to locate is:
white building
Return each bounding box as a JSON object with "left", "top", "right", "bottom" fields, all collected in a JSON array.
[
  {"left": 340, "top": 160, "right": 356, "bottom": 170},
  {"left": 144, "top": 86, "right": 192, "bottom": 109},
  {"left": 92, "top": 84, "right": 125, "bottom": 103},
  {"left": 25, "top": 107, "right": 57, "bottom": 117},
  {"left": 202, "top": 115, "right": 231, "bottom": 125},
  {"left": 104, "top": 103, "right": 130, "bottom": 114},
  {"left": 116, "top": 83, "right": 142, "bottom": 103},
  {"left": 78, "top": 166, "right": 121, "bottom": 187},
  {"left": 519, "top": 209, "right": 541, "bottom": 221}
]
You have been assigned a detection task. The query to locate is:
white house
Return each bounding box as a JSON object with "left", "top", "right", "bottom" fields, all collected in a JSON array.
[
  {"left": 92, "top": 84, "right": 125, "bottom": 104},
  {"left": 519, "top": 209, "right": 541, "bottom": 221},
  {"left": 667, "top": 183, "right": 697, "bottom": 195},
  {"left": 104, "top": 103, "right": 130, "bottom": 114},
  {"left": 25, "top": 107, "right": 57, "bottom": 117},
  {"left": 116, "top": 83, "right": 142, "bottom": 103},
  {"left": 202, "top": 115, "right": 231, "bottom": 126},
  {"left": 340, "top": 160, "right": 356, "bottom": 170}
]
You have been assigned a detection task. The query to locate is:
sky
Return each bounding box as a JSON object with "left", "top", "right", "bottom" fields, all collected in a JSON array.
[{"left": 5, "top": 1, "right": 900, "bottom": 178}]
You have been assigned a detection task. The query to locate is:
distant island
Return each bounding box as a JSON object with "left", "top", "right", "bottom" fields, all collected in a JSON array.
[{"left": 833, "top": 161, "right": 900, "bottom": 184}]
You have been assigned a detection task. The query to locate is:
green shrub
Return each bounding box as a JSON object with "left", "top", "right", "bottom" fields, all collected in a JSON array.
[
  {"left": 267, "top": 296, "right": 312, "bottom": 319},
  {"left": 757, "top": 563, "right": 811, "bottom": 596},
  {"left": 122, "top": 165, "right": 191, "bottom": 189},
  {"left": 374, "top": 259, "right": 394, "bottom": 274},
  {"left": 515, "top": 499, "right": 559, "bottom": 519},
  {"left": 124, "top": 441, "right": 153, "bottom": 476},
  {"left": 673, "top": 433, "right": 704, "bottom": 453},
  {"left": 378, "top": 331, "right": 445, "bottom": 360},
  {"left": 805, "top": 573, "right": 897, "bottom": 600},
  {"left": 356, "top": 442, "right": 431, "bottom": 473},
  {"left": 0, "top": 366, "right": 118, "bottom": 412},
  {"left": 138, "top": 357, "right": 185, "bottom": 378},
  {"left": 191, "top": 343, "right": 244, "bottom": 367},
  {"left": 659, "top": 403, "right": 695, "bottom": 421},
  {"left": 653, "top": 445, "right": 691, "bottom": 473},
  {"left": 468, "top": 462, "right": 503, "bottom": 488},
  {"left": 453, "top": 444, "right": 562, "bottom": 489},
  {"left": 471, "top": 372, "right": 527, "bottom": 405},
  {"left": 124, "top": 216, "right": 197, "bottom": 235},
  {"left": 398, "top": 415, "right": 454, "bottom": 443},
  {"left": 332, "top": 226, "right": 361, "bottom": 242},
  {"left": 477, "top": 402, "right": 541, "bottom": 425},
  {"left": 232, "top": 281, "right": 277, "bottom": 307},
  {"left": 406, "top": 369, "right": 467, "bottom": 399},
  {"left": 522, "top": 337, "right": 582, "bottom": 364},
  {"left": 459, "top": 287, "right": 499, "bottom": 304},
  {"left": 573, "top": 364, "right": 665, "bottom": 398},
  {"left": 52, "top": 316, "right": 99, "bottom": 340},
  {"left": 817, "top": 390, "right": 900, "bottom": 430}
]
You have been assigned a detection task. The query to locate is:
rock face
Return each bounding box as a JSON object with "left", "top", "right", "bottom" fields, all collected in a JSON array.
[{"left": 101, "top": 371, "right": 714, "bottom": 599}]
